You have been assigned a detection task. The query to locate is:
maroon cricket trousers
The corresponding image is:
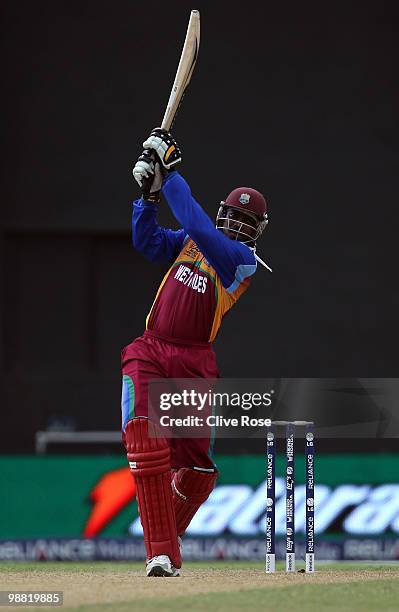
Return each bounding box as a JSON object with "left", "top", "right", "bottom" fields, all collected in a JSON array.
[{"left": 121, "top": 330, "right": 219, "bottom": 470}]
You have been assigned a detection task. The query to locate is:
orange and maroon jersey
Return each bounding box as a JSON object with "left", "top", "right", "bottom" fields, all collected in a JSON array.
[{"left": 132, "top": 172, "right": 258, "bottom": 343}]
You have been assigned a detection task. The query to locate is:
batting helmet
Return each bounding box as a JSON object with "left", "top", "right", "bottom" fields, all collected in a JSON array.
[{"left": 216, "top": 187, "right": 268, "bottom": 244}]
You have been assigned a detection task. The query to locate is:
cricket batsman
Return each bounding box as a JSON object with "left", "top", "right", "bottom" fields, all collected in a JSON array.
[{"left": 121, "top": 128, "right": 269, "bottom": 576}]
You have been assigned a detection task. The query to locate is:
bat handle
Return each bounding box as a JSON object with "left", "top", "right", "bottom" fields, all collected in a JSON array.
[
  {"left": 140, "top": 149, "right": 157, "bottom": 194},
  {"left": 142, "top": 148, "right": 156, "bottom": 160}
]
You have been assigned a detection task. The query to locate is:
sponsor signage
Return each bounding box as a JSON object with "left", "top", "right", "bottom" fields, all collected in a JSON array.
[
  {"left": 1, "top": 454, "right": 399, "bottom": 560},
  {"left": 0, "top": 538, "right": 398, "bottom": 562},
  {"left": 129, "top": 479, "right": 399, "bottom": 537}
]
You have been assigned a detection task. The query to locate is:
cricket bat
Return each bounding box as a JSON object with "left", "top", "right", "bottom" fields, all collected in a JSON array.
[
  {"left": 161, "top": 9, "right": 200, "bottom": 130},
  {"left": 140, "top": 10, "right": 200, "bottom": 191}
]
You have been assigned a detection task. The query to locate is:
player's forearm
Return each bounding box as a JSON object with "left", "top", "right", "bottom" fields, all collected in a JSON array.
[
  {"left": 132, "top": 199, "right": 184, "bottom": 263},
  {"left": 132, "top": 200, "right": 161, "bottom": 258},
  {"left": 162, "top": 172, "right": 217, "bottom": 243}
]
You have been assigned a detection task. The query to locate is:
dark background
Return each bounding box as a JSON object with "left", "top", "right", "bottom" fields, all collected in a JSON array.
[{"left": 1, "top": 1, "right": 398, "bottom": 452}]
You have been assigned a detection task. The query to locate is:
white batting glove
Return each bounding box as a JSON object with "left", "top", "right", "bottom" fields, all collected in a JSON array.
[
  {"left": 132, "top": 151, "right": 164, "bottom": 202},
  {"left": 142, "top": 128, "right": 182, "bottom": 170},
  {"left": 132, "top": 156, "right": 154, "bottom": 188}
]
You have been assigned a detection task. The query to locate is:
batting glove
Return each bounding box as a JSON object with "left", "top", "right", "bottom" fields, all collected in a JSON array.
[
  {"left": 132, "top": 150, "right": 165, "bottom": 203},
  {"left": 142, "top": 128, "right": 182, "bottom": 170}
]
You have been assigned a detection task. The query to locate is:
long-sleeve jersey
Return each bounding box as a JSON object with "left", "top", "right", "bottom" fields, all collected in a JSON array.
[{"left": 132, "top": 171, "right": 257, "bottom": 343}]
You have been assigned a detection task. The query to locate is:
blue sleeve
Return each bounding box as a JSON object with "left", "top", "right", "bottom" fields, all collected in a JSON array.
[
  {"left": 162, "top": 172, "right": 257, "bottom": 290},
  {"left": 132, "top": 198, "right": 185, "bottom": 263}
]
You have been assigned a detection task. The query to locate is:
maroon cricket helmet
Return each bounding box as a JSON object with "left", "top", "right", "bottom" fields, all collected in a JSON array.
[{"left": 216, "top": 187, "right": 269, "bottom": 243}]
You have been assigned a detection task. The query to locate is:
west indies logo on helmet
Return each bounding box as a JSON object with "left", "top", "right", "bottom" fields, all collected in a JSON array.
[
  {"left": 216, "top": 187, "right": 269, "bottom": 244},
  {"left": 239, "top": 193, "right": 251, "bottom": 205}
]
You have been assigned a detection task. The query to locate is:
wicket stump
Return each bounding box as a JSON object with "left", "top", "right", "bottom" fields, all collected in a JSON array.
[{"left": 265, "top": 421, "right": 315, "bottom": 574}]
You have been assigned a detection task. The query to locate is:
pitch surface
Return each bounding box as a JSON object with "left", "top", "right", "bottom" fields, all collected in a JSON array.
[{"left": 1, "top": 562, "right": 398, "bottom": 611}]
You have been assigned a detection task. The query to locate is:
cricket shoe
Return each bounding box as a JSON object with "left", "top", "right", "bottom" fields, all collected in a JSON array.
[{"left": 146, "top": 555, "right": 180, "bottom": 577}]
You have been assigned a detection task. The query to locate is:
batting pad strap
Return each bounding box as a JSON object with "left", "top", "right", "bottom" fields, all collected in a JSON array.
[
  {"left": 172, "top": 467, "right": 218, "bottom": 536},
  {"left": 125, "top": 417, "right": 181, "bottom": 568},
  {"left": 127, "top": 447, "right": 170, "bottom": 476}
]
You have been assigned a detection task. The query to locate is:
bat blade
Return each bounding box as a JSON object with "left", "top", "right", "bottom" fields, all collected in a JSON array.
[{"left": 161, "top": 10, "right": 200, "bottom": 131}]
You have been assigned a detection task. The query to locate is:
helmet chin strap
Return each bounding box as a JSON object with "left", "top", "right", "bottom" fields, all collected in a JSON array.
[{"left": 253, "top": 252, "right": 273, "bottom": 273}]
